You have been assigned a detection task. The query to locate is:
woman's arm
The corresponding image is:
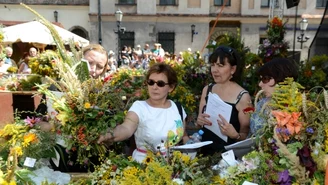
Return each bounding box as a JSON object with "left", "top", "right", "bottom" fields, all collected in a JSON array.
[
  {"left": 236, "top": 93, "right": 252, "bottom": 140},
  {"left": 196, "top": 85, "right": 212, "bottom": 126},
  {"left": 18, "top": 63, "right": 24, "bottom": 74},
  {"left": 97, "top": 111, "right": 139, "bottom": 144}
]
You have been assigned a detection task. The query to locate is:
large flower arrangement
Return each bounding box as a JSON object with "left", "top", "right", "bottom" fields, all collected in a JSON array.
[
  {"left": 258, "top": 16, "right": 289, "bottom": 62},
  {"left": 0, "top": 115, "right": 56, "bottom": 163},
  {"left": 85, "top": 150, "right": 221, "bottom": 185},
  {"left": 219, "top": 78, "right": 328, "bottom": 184}
]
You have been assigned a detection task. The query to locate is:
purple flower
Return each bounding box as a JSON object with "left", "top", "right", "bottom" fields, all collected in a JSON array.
[
  {"left": 24, "top": 116, "right": 41, "bottom": 127},
  {"left": 277, "top": 170, "right": 292, "bottom": 185},
  {"left": 296, "top": 145, "right": 317, "bottom": 177},
  {"left": 306, "top": 127, "right": 314, "bottom": 134}
]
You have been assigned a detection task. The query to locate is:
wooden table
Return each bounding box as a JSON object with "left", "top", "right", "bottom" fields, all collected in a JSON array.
[{"left": 0, "top": 91, "right": 42, "bottom": 126}]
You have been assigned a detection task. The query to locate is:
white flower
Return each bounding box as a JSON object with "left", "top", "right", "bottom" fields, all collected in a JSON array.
[
  {"left": 172, "top": 178, "right": 184, "bottom": 185},
  {"left": 122, "top": 96, "right": 127, "bottom": 100}
]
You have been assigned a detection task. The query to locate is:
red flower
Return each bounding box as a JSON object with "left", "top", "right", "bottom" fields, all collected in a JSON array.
[{"left": 243, "top": 107, "right": 255, "bottom": 114}]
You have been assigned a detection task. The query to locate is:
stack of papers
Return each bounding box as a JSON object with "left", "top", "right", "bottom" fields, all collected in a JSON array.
[{"left": 204, "top": 92, "right": 232, "bottom": 142}]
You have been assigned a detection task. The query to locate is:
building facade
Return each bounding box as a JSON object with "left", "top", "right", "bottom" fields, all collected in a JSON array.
[{"left": 0, "top": 0, "right": 326, "bottom": 61}]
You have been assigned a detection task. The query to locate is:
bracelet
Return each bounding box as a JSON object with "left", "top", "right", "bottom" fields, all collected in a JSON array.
[{"left": 236, "top": 133, "right": 241, "bottom": 140}]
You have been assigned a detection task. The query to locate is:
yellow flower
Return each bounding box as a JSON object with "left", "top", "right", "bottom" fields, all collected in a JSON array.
[
  {"left": 84, "top": 102, "right": 91, "bottom": 109},
  {"left": 181, "top": 154, "right": 191, "bottom": 164},
  {"left": 23, "top": 133, "right": 38, "bottom": 147},
  {"left": 9, "top": 181, "right": 16, "bottom": 185},
  {"left": 13, "top": 146, "right": 23, "bottom": 156}
]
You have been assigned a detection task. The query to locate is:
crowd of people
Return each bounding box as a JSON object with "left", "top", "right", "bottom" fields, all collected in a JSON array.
[{"left": 0, "top": 42, "right": 298, "bottom": 169}]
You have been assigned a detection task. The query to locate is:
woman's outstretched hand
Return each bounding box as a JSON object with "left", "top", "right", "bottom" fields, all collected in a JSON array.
[{"left": 97, "top": 130, "right": 114, "bottom": 144}]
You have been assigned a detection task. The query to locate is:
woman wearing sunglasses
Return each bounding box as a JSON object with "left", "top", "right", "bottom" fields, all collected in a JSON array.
[
  {"left": 196, "top": 46, "right": 252, "bottom": 156},
  {"left": 249, "top": 58, "right": 298, "bottom": 136},
  {"left": 98, "top": 63, "right": 188, "bottom": 162}
]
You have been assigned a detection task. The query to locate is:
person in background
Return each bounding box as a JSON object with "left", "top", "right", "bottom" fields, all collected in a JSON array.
[
  {"left": 0, "top": 58, "right": 10, "bottom": 76},
  {"left": 120, "top": 45, "right": 131, "bottom": 67},
  {"left": 196, "top": 46, "right": 251, "bottom": 156},
  {"left": 98, "top": 63, "right": 189, "bottom": 163},
  {"left": 142, "top": 44, "right": 151, "bottom": 56},
  {"left": 82, "top": 44, "right": 108, "bottom": 79},
  {"left": 249, "top": 58, "right": 298, "bottom": 136},
  {"left": 4, "top": 46, "right": 17, "bottom": 67},
  {"left": 29, "top": 47, "right": 38, "bottom": 58},
  {"left": 134, "top": 45, "right": 142, "bottom": 57},
  {"left": 18, "top": 52, "right": 31, "bottom": 74}
]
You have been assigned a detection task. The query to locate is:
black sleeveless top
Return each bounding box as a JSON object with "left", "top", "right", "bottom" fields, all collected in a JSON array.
[{"left": 200, "top": 83, "right": 248, "bottom": 156}]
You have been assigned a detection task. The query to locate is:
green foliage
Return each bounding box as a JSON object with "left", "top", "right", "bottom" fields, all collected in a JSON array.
[
  {"left": 270, "top": 78, "right": 304, "bottom": 112},
  {"left": 73, "top": 59, "right": 90, "bottom": 82},
  {"left": 298, "top": 54, "right": 328, "bottom": 89}
]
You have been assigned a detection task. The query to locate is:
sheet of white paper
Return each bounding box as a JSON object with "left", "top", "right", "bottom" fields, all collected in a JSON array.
[
  {"left": 221, "top": 150, "right": 237, "bottom": 166},
  {"left": 204, "top": 92, "right": 232, "bottom": 142},
  {"left": 242, "top": 181, "right": 258, "bottom": 185},
  {"left": 171, "top": 141, "right": 213, "bottom": 150},
  {"left": 24, "top": 157, "right": 36, "bottom": 168}
]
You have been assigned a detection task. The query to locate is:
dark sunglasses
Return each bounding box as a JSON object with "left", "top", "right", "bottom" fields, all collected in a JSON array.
[
  {"left": 260, "top": 76, "right": 272, "bottom": 84},
  {"left": 146, "top": 79, "right": 169, "bottom": 87},
  {"left": 216, "top": 46, "right": 234, "bottom": 56}
]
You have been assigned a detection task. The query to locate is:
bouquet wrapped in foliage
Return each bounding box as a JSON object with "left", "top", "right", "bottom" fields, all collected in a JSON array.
[
  {"left": 87, "top": 150, "right": 221, "bottom": 185},
  {"left": 258, "top": 16, "right": 289, "bottom": 62},
  {"left": 29, "top": 50, "right": 60, "bottom": 78},
  {"left": 0, "top": 115, "right": 56, "bottom": 166},
  {"left": 219, "top": 78, "right": 328, "bottom": 184}
]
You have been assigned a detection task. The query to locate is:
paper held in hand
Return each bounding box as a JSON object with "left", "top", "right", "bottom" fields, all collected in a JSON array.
[{"left": 204, "top": 92, "right": 232, "bottom": 142}]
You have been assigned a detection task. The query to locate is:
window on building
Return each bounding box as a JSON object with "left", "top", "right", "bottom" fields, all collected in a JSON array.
[
  {"left": 316, "top": 0, "right": 327, "bottom": 7},
  {"left": 159, "top": 0, "right": 176, "bottom": 5},
  {"left": 158, "top": 32, "right": 175, "bottom": 54},
  {"left": 261, "top": 0, "right": 270, "bottom": 7},
  {"left": 120, "top": 31, "right": 135, "bottom": 50},
  {"left": 118, "top": 0, "right": 135, "bottom": 4},
  {"left": 214, "top": 0, "right": 231, "bottom": 6}
]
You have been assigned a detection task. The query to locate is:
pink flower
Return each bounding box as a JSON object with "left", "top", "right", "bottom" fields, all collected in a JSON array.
[{"left": 24, "top": 116, "right": 41, "bottom": 127}]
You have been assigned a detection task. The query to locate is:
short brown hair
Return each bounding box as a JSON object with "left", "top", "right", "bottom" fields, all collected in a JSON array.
[{"left": 146, "top": 63, "right": 178, "bottom": 89}]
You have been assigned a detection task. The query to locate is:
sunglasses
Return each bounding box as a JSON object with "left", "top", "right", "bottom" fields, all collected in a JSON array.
[
  {"left": 260, "top": 76, "right": 272, "bottom": 84},
  {"left": 146, "top": 79, "right": 169, "bottom": 87},
  {"left": 216, "top": 46, "right": 234, "bottom": 56}
]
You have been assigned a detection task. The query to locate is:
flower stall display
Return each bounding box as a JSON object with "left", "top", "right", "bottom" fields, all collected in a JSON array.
[
  {"left": 0, "top": 115, "right": 57, "bottom": 184},
  {"left": 218, "top": 78, "right": 328, "bottom": 184},
  {"left": 0, "top": 115, "right": 56, "bottom": 163},
  {"left": 85, "top": 150, "right": 222, "bottom": 185},
  {"left": 258, "top": 16, "right": 289, "bottom": 62}
]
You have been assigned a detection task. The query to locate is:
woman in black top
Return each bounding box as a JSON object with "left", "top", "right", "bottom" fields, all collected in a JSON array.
[{"left": 196, "top": 46, "right": 252, "bottom": 156}]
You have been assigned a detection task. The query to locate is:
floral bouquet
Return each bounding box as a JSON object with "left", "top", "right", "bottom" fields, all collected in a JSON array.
[
  {"left": 88, "top": 150, "right": 221, "bottom": 185},
  {"left": 29, "top": 50, "right": 60, "bottom": 78},
  {"left": 258, "top": 16, "right": 289, "bottom": 62},
  {"left": 0, "top": 115, "right": 56, "bottom": 166},
  {"left": 219, "top": 78, "right": 328, "bottom": 184}
]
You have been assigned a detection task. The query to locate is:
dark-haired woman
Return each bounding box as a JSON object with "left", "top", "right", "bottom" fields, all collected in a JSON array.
[
  {"left": 249, "top": 58, "right": 298, "bottom": 136},
  {"left": 98, "top": 63, "right": 188, "bottom": 162},
  {"left": 196, "top": 46, "right": 252, "bottom": 156}
]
